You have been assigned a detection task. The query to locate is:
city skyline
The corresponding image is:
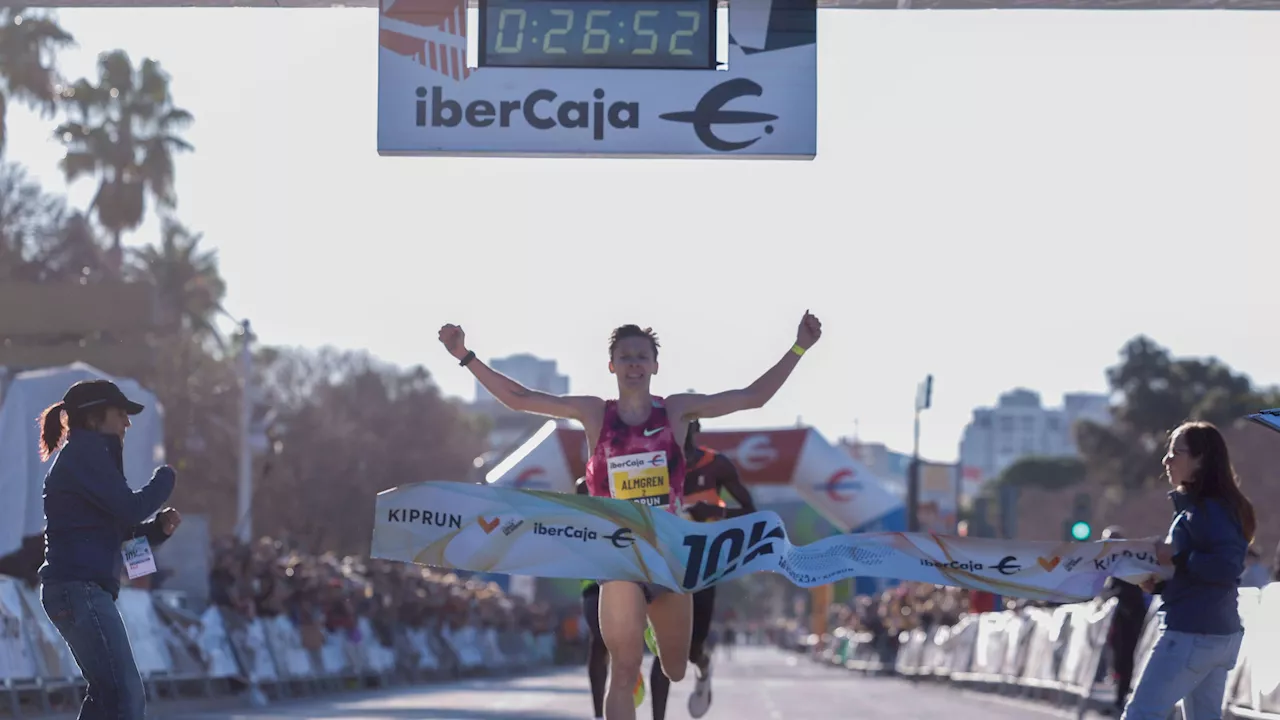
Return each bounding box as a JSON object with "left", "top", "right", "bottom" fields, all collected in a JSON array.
[
  {"left": 958, "top": 387, "right": 1110, "bottom": 484},
  {"left": 4, "top": 9, "right": 1278, "bottom": 463}
]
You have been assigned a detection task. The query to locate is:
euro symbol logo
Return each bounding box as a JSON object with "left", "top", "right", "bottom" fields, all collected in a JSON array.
[
  {"left": 994, "top": 555, "right": 1021, "bottom": 576},
  {"left": 606, "top": 527, "right": 636, "bottom": 549},
  {"left": 659, "top": 78, "right": 779, "bottom": 152}
]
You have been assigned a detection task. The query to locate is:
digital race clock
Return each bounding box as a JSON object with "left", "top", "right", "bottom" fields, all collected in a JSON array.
[
  {"left": 479, "top": 0, "right": 717, "bottom": 70},
  {"left": 378, "top": 0, "right": 816, "bottom": 159}
]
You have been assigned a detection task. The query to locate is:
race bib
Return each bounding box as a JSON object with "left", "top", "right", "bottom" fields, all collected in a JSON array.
[
  {"left": 121, "top": 537, "right": 157, "bottom": 580},
  {"left": 608, "top": 451, "right": 670, "bottom": 507}
]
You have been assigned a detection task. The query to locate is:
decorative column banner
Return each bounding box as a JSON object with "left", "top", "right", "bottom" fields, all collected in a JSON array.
[{"left": 371, "top": 482, "right": 1166, "bottom": 602}]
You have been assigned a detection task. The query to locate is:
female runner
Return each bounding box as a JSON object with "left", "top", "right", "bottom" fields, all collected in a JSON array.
[{"left": 438, "top": 312, "right": 822, "bottom": 720}]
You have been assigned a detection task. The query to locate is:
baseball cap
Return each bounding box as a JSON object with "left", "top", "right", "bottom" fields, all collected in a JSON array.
[{"left": 61, "top": 379, "right": 145, "bottom": 415}]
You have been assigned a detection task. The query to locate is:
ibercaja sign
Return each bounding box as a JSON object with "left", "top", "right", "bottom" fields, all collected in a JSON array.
[{"left": 377, "top": 0, "right": 817, "bottom": 159}]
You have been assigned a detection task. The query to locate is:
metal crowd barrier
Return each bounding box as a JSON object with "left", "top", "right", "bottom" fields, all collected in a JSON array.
[
  {"left": 799, "top": 582, "right": 1280, "bottom": 720},
  {"left": 0, "top": 576, "right": 559, "bottom": 717}
]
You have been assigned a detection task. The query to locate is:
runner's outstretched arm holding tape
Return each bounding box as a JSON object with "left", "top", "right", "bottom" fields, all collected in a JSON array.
[{"left": 665, "top": 311, "right": 822, "bottom": 423}]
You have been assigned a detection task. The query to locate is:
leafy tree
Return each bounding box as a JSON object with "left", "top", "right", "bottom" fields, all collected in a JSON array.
[
  {"left": 213, "top": 348, "right": 492, "bottom": 554},
  {"left": 0, "top": 7, "right": 73, "bottom": 155},
  {"left": 37, "top": 210, "right": 115, "bottom": 282},
  {"left": 0, "top": 161, "right": 66, "bottom": 280},
  {"left": 994, "top": 456, "right": 1086, "bottom": 492},
  {"left": 1076, "top": 336, "right": 1272, "bottom": 489},
  {"left": 1256, "top": 387, "right": 1280, "bottom": 411},
  {"left": 54, "top": 50, "right": 193, "bottom": 267},
  {"left": 146, "top": 330, "right": 242, "bottom": 533}
]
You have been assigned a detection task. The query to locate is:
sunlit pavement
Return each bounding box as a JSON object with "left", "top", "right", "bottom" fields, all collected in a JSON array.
[{"left": 155, "top": 646, "right": 1080, "bottom": 720}]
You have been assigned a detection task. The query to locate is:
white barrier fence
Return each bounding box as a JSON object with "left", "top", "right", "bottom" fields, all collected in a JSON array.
[
  {"left": 803, "top": 582, "right": 1280, "bottom": 720},
  {"left": 0, "top": 576, "right": 558, "bottom": 717}
]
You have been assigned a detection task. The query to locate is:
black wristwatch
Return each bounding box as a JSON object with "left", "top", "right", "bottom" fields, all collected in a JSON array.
[{"left": 459, "top": 350, "right": 476, "bottom": 367}]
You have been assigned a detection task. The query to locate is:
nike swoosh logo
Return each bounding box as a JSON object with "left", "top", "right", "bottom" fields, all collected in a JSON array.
[
  {"left": 478, "top": 516, "right": 500, "bottom": 534},
  {"left": 643, "top": 428, "right": 663, "bottom": 437}
]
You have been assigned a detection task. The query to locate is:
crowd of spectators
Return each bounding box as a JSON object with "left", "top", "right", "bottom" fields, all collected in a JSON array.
[
  {"left": 788, "top": 581, "right": 1056, "bottom": 663},
  {"left": 206, "top": 537, "right": 558, "bottom": 654},
  {"left": 832, "top": 583, "right": 983, "bottom": 641}
]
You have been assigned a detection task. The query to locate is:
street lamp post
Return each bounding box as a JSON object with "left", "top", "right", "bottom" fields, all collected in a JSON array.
[
  {"left": 907, "top": 374, "right": 933, "bottom": 533},
  {"left": 236, "top": 319, "right": 255, "bottom": 544}
]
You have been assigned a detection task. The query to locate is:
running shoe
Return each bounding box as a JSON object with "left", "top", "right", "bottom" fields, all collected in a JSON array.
[
  {"left": 633, "top": 672, "right": 646, "bottom": 707},
  {"left": 687, "top": 655, "right": 713, "bottom": 718}
]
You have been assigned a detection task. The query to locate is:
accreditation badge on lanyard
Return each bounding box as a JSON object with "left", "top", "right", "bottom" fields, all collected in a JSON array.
[
  {"left": 608, "top": 451, "right": 670, "bottom": 508},
  {"left": 121, "top": 537, "right": 157, "bottom": 579}
]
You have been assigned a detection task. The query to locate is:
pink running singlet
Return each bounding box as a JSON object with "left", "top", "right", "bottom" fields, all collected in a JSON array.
[{"left": 584, "top": 398, "right": 686, "bottom": 514}]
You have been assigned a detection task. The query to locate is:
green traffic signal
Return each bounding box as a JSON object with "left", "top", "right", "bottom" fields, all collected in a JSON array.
[{"left": 1070, "top": 521, "right": 1092, "bottom": 541}]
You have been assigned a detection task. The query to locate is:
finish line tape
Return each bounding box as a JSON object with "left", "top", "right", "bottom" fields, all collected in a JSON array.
[{"left": 371, "top": 482, "right": 1164, "bottom": 602}]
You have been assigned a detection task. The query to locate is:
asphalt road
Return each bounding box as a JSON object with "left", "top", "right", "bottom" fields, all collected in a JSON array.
[{"left": 146, "top": 646, "right": 1087, "bottom": 720}]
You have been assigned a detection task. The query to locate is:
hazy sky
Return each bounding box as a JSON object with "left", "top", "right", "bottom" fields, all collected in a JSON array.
[{"left": 7, "top": 8, "right": 1278, "bottom": 462}]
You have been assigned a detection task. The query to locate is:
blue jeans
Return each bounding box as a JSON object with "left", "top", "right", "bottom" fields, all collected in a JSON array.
[
  {"left": 1122, "top": 628, "right": 1243, "bottom": 720},
  {"left": 41, "top": 581, "right": 147, "bottom": 720}
]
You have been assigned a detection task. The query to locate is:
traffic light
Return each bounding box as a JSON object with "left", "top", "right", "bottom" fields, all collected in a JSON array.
[{"left": 1066, "top": 493, "right": 1093, "bottom": 541}]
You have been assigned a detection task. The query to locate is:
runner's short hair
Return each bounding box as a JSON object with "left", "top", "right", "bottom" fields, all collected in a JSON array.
[{"left": 608, "top": 325, "right": 660, "bottom": 360}]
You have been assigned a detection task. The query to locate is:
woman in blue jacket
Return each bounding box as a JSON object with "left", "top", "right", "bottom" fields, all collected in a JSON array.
[
  {"left": 37, "top": 379, "right": 182, "bottom": 720},
  {"left": 1123, "top": 421, "right": 1256, "bottom": 720}
]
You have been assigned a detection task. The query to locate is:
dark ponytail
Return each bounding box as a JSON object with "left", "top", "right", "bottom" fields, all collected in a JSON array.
[{"left": 38, "top": 402, "right": 68, "bottom": 462}]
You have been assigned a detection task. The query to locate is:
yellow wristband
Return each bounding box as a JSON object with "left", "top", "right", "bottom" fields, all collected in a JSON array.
[{"left": 791, "top": 344, "right": 806, "bottom": 357}]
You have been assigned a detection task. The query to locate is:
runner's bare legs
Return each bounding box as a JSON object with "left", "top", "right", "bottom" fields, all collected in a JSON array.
[
  {"left": 648, "top": 592, "right": 692, "bottom": 683},
  {"left": 600, "top": 582, "right": 648, "bottom": 720}
]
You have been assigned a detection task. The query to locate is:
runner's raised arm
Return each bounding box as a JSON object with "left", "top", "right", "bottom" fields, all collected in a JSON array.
[
  {"left": 438, "top": 324, "right": 602, "bottom": 421},
  {"left": 669, "top": 311, "right": 823, "bottom": 422}
]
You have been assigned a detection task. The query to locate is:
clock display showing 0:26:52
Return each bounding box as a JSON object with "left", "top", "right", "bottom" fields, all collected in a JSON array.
[{"left": 482, "top": 0, "right": 715, "bottom": 70}]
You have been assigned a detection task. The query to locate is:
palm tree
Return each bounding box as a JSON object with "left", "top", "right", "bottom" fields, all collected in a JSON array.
[
  {"left": 54, "top": 50, "right": 193, "bottom": 270},
  {"left": 128, "top": 216, "right": 229, "bottom": 488},
  {"left": 0, "top": 7, "right": 74, "bottom": 155},
  {"left": 36, "top": 210, "right": 113, "bottom": 283},
  {"left": 127, "top": 215, "right": 226, "bottom": 344},
  {"left": 0, "top": 161, "right": 68, "bottom": 281}
]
